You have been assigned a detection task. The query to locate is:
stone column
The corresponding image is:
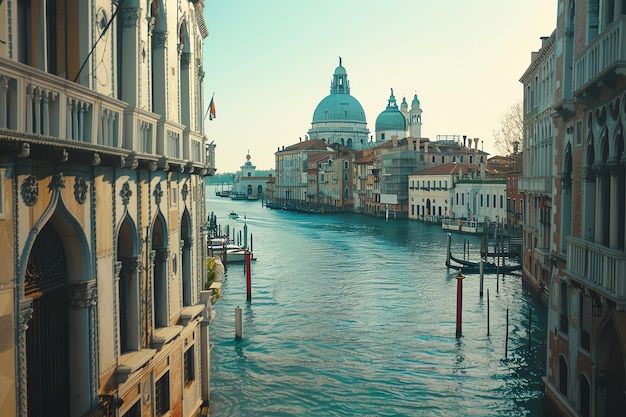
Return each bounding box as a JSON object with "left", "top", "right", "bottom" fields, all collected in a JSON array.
[
  {"left": 67, "top": 280, "right": 98, "bottom": 416},
  {"left": 118, "top": 7, "right": 142, "bottom": 107},
  {"left": 16, "top": 299, "right": 33, "bottom": 417},
  {"left": 608, "top": 158, "right": 621, "bottom": 250}
]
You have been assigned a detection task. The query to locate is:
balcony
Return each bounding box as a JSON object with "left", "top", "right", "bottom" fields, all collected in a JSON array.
[
  {"left": 574, "top": 16, "right": 626, "bottom": 96},
  {"left": 518, "top": 176, "right": 553, "bottom": 194},
  {"left": 534, "top": 246, "right": 551, "bottom": 269},
  {"left": 0, "top": 57, "right": 214, "bottom": 174},
  {"left": 565, "top": 236, "right": 626, "bottom": 308}
]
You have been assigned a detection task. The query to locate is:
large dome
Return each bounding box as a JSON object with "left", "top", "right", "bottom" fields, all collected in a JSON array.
[{"left": 312, "top": 93, "right": 367, "bottom": 123}]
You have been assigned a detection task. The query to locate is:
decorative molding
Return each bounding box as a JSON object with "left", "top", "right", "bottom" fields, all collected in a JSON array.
[
  {"left": 48, "top": 172, "right": 66, "bottom": 192},
  {"left": 153, "top": 31, "right": 168, "bottom": 48},
  {"left": 74, "top": 176, "right": 89, "bottom": 204},
  {"left": 21, "top": 175, "right": 38, "bottom": 206},
  {"left": 120, "top": 181, "right": 132, "bottom": 206},
  {"left": 17, "top": 298, "right": 33, "bottom": 416},
  {"left": 120, "top": 7, "right": 141, "bottom": 29},
  {"left": 181, "top": 183, "right": 188, "bottom": 202},
  {"left": 153, "top": 183, "right": 163, "bottom": 205},
  {"left": 67, "top": 280, "right": 98, "bottom": 308}
]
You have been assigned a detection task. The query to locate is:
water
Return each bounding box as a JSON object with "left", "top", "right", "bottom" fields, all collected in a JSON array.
[{"left": 206, "top": 187, "right": 553, "bottom": 416}]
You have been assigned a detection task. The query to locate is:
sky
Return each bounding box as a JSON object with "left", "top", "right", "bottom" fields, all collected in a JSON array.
[{"left": 202, "top": 1, "right": 557, "bottom": 173}]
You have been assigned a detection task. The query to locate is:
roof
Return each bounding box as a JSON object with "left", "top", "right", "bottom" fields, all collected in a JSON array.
[{"left": 279, "top": 139, "right": 329, "bottom": 152}]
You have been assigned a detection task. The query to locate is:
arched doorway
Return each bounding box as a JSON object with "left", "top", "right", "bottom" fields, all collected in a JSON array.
[
  {"left": 181, "top": 209, "right": 192, "bottom": 306},
  {"left": 152, "top": 213, "right": 168, "bottom": 328},
  {"left": 25, "top": 222, "right": 70, "bottom": 417},
  {"left": 596, "top": 318, "right": 625, "bottom": 416},
  {"left": 117, "top": 215, "right": 140, "bottom": 353}
]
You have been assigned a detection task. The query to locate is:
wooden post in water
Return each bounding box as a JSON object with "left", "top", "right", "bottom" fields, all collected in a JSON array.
[
  {"left": 487, "top": 289, "right": 490, "bottom": 336},
  {"left": 528, "top": 307, "right": 532, "bottom": 351},
  {"left": 505, "top": 308, "right": 509, "bottom": 358},
  {"left": 446, "top": 233, "right": 451, "bottom": 267},
  {"left": 245, "top": 251, "right": 252, "bottom": 302},
  {"left": 250, "top": 234, "right": 253, "bottom": 253},
  {"left": 235, "top": 306, "right": 243, "bottom": 339},
  {"left": 479, "top": 259, "right": 484, "bottom": 297},
  {"left": 222, "top": 241, "right": 228, "bottom": 271},
  {"left": 455, "top": 269, "right": 465, "bottom": 338}
]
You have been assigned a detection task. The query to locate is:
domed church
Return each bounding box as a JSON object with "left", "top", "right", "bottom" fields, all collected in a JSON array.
[
  {"left": 375, "top": 89, "right": 422, "bottom": 142},
  {"left": 308, "top": 58, "right": 371, "bottom": 150}
]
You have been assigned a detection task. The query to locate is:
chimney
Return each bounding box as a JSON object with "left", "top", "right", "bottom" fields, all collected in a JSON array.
[
  {"left": 392, "top": 135, "right": 398, "bottom": 147},
  {"left": 463, "top": 135, "right": 467, "bottom": 148},
  {"left": 540, "top": 36, "right": 549, "bottom": 47},
  {"left": 480, "top": 162, "right": 485, "bottom": 179},
  {"left": 474, "top": 138, "right": 479, "bottom": 151}
]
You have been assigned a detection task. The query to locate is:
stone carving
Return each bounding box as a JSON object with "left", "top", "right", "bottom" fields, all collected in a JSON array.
[
  {"left": 67, "top": 281, "right": 98, "bottom": 308},
  {"left": 120, "top": 181, "right": 132, "bottom": 206},
  {"left": 49, "top": 172, "right": 66, "bottom": 191},
  {"left": 74, "top": 176, "right": 89, "bottom": 204},
  {"left": 153, "top": 183, "right": 163, "bottom": 205},
  {"left": 21, "top": 175, "right": 38, "bottom": 206},
  {"left": 181, "top": 183, "right": 188, "bottom": 202}
]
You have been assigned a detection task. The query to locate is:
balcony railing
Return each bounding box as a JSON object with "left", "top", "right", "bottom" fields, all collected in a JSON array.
[
  {"left": 518, "top": 176, "right": 553, "bottom": 194},
  {"left": 565, "top": 236, "right": 626, "bottom": 307},
  {"left": 574, "top": 16, "right": 626, "bottom": 93},
  {"left": 0, "top": 57, "right": 213, "bottom": 172},
  {"left": 534, "top": 246, "right": 551, "bottom": 269}
]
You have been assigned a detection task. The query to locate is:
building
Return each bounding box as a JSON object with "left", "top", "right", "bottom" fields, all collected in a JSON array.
[
  {"left": 529, "top": 2, "right": 626, "bottom": 415},
  {"left": 232, "top": 154, "right": 272, "bottom": 199},
  {"left": 519, "top": 32, "right": 556, "bottom": 301},
  {"left": 307, "top": 58, "right": 370, "bottom": 150},
  {"left": 374, "top": 89, "right": 422, "bottom": 142},
  {"left": 0, "top": 1, "right": 216, "bottom": 416}
]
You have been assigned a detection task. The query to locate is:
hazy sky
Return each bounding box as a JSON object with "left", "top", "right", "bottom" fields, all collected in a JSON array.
[{"left": 202, "top": 1, "right": 557, "bottom": 173}]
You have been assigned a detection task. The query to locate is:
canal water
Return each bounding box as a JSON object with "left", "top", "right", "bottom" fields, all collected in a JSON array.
[{"left": 206, "top": 188, "right": 554, "bottom": 417}]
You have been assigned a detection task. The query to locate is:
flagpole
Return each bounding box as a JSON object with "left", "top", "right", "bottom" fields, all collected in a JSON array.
[{"left": 204, "top": 92, "right": 215, "bottom": 121}]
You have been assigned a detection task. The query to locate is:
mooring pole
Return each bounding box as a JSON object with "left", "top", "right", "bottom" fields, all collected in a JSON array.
[
  {"left": 245, "top": 250, "right": 252, "bottom": 302},
  {"left": 487, "top": 289, "right": 490, "bottom": 336},
  {"left": 243, "top": 222, "right": 248, "bottom": 250},
  {"left": 235, "top": 306, "right": 243, "bottom": 339},
  {"left": 446, "top": 233, "right": 451, "bottom": 268},
  {"left": 455, "top": 269, "right": 465, "bottom": 338},
  {"left": 479, "top": 259, "right": 484, "bottom": 297},
  {"left": 528, "top": 307, "right": 532, "bottom": 351},
  {"left": 505, "top": 308, "right": 509, "bottom": 358}
]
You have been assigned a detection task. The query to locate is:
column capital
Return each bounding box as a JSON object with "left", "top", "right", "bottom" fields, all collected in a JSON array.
[{"left": 67, "top": 280, "right": 98, "bottom": 308}]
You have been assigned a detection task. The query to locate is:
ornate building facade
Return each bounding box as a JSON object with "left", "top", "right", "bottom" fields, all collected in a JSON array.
[
  {"left": 0, "top": 1, "right": 216, "bottom": 416},
  {"left": 533, "top": 1, "right": 626, "bottom": 415}
]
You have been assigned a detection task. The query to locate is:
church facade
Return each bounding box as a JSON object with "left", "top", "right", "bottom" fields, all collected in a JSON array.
[{"left": 0, "top": 1, "right": 216, "bottom": 416}]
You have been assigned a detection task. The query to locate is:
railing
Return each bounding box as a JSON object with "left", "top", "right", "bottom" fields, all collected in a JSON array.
[
  {"left": 574, "top": 16, "right": 626, "bottom": 92},
  {"left": 518, "top": 176, "right": 553, "bottom": 194},
  {"left": 1, "top": 57, "right": 125, "bottom": 147},
  {"left": 534, "top": 246, "right": 550, "bottom": 268},
  {"left": 0, "top": 57, "right": 212, "bottom": 169},
  {"left": 565, "top": 236, "right": 626, "bottom": 306}
]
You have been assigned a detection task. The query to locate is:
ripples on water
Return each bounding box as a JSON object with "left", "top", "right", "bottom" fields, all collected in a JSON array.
[{"left": 207, "top": 189, "right": 550, "bottom": 416}]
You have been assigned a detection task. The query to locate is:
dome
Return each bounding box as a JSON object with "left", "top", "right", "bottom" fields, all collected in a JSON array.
[
  {"left": 375, "top": 88, "right": 406, "bottom": 131},
  {"left": 312, "top": 93, "right": 367, "bottom": 123},
  {"left": 375, "top": 108, "right": 407, "bottom": 131},
  {"left": 412, "top": 94, "right": 420, "bottom": 106},
  {"left": 400, "top": 97, "right": 408, "bottom": 110}
]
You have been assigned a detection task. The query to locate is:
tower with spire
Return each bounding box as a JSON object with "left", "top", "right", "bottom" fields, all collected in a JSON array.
[{"left": 409, "top": 94, "right": 422, "bottom": 138}]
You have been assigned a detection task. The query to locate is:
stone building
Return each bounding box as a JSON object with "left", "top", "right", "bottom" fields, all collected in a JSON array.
[
  {"left": 532, "top": 1, "right": 626, "bottom": 415},
  {"left": 0, "top": 1, "right": 216, "bottom": 416},
  {"left": 519, "top": 32, "right": 556, "bottom": 302}
]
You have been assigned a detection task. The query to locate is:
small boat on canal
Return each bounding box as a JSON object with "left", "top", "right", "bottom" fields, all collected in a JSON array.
[{"left": 229, "top": 210, "right": 239, "bottom": 218}]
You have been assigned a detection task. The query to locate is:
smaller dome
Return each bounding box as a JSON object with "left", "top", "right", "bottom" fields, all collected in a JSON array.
[
  {"left": 334, "top": 65, "right": 347, "bottom": 75},
  {"left": 376, "top": 109, "right": 407, "bottom": 131},
  {"left": 375, "top": 88, "right": 407, "bottom": 131},
  {"left": 412, "top": 94, "right": 420, "bottom": 106},
  {"left": 401, "top": 97, "right": 408, "bottom": 110}
]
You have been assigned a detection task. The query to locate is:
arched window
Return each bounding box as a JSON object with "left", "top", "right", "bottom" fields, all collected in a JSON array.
[{"left": 558, "top": 355, "right": 568, "bottom": 397}]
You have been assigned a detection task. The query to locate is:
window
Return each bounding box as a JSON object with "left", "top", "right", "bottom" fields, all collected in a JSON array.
[
  {"left": 486, "top": 195, "right": 490, "bottom": 207},
  {"left": 344, "top": 161, "right": 348, "bottom": 169},
  {"left": 184, "top": 347, "right": 195, "bottom": 386},
  {"left": 480, "top": 194, "right": 484, "bottom": 207},
  {"left": 576, "top": 120, "right": 583, "bottom": 146},
  {"left": 500, "top": 195, "right": 503, "bottom": 209},
  {"left": 155, "top": 372, "right": 170, "bottom": 416},
  {"left": 344, "top": 172, "right": 348, "bottom": 181},
  {"left": 381, "top": 133, "right": 385, "bottom": 140}
]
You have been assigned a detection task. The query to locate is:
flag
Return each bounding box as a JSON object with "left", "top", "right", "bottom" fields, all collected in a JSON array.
[{"left": 208, "top": 96, "right": 216, "bottom": 121}]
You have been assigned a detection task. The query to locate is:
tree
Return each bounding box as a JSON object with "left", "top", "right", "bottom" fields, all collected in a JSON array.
[{"left": 493, "top": 101, "right": 523, "bottom": 156}]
